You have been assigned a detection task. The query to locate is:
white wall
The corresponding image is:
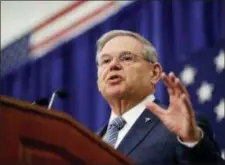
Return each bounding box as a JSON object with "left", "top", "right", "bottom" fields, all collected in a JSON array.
[
  {"left": 1, "top": 1, "right": 132, "bottom": 50},
  {"left": 1, "top": 1, "right": 74, "bottom": 49}
]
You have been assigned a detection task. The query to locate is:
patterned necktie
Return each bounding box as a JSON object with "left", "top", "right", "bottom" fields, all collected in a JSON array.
[{"left": 103, "top": 116, "right": 126, "bottom": 147}]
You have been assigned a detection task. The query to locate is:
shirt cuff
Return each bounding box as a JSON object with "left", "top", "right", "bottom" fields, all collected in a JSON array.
[{"left": 177, "top": 127, "right": 204, "bottom": 148}]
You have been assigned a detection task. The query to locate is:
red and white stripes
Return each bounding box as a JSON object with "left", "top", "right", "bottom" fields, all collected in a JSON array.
[{"left": 29, "top": 1, "right": 123, "bottom": 58}]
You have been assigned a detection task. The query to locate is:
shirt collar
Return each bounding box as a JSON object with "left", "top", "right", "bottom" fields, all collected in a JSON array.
[{"left": 108, "top": 94, "right": 155, "bottom": 126}]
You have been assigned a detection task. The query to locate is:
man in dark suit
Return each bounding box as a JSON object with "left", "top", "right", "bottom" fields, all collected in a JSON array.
[{"left": 96, "top": 30, "right": 223, "bottom": 164}]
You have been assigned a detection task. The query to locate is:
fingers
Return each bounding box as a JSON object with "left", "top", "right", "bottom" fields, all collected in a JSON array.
[
  {"left": 175, "top": 78, "right": 190, "bottom": 98},
  {"left": 145, "top": 101, "right": 166, "bottom": 119},
  {"left": 161, "top": 72, "right": 173, "bottom": 90},
  {"left": 162, "top": 72, "right": 193, "bottom": 115},
  {"left": 181, "top": 94, "right": 193, "bottom": 116},
  {"left": 161, "top": 72, "right": 189, "bottom": 98},
  {"left": 161, "top": 73, "right": 175, "bottom": 96}
]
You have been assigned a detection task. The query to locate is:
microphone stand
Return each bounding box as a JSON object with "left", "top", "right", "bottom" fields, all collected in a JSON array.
[
  {"left": 47, "top": 90, "right": 68, "bottom": 110},
  {"left": 32, "top": 89, "right": 68, "bottom": 110},
  {"left": 48, "top": 92, "right": 57, "bottom": 110}
]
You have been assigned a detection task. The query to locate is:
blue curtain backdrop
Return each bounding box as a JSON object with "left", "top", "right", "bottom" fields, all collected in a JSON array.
[{"left": 1, "top": 0, "right": 225, "bottom": 153}]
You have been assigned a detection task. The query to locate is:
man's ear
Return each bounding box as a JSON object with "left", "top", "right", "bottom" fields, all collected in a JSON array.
[
  {"left": 150, "top": 62, "right": 162, "bottom": 84},
  {"left": 97, "top": 79, "right": 101, "bottom": 92}
]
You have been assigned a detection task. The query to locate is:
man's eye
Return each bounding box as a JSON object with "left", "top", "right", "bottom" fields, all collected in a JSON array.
[
  {"left": 102, "top": 58, "right": 111, "bottom": 64},
  {"left": 121, "top": 55, "right": 133, "bottom": 61}
]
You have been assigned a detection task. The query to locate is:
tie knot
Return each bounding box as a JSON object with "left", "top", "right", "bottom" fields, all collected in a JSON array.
[{"left": 109, "top": 116, "right": 126, "bottom": 130}]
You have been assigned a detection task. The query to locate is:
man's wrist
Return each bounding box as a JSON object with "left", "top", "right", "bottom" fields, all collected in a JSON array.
[{"left": 177, "top": 127, "right": 204, "bottom": 148}]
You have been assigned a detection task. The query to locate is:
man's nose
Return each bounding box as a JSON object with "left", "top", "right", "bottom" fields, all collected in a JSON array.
[{"left": 109, "top": 58, "right": 122, "bottom": 71}]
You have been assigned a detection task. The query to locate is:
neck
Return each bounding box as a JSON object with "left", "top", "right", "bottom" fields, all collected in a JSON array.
[{"left": 107, "top": 93, "right": 150, "bottom": 116}]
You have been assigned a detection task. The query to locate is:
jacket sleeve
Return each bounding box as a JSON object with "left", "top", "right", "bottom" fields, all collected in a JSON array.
[{"left": 176, "top": 113, "right": 224, "bottom": 164}]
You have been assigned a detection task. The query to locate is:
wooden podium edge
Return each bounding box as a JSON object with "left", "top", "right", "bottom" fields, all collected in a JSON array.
[{"left": 0, "top": 95, "right": 133, "bottom": 164}]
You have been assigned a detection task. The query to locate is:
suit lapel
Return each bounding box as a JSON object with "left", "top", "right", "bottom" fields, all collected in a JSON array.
[
  {"left": 116, "top": 109, "right": 160, "bottom": 155},
  {"left": 97, "top": 99, "right": 161, "bottom": 155}
]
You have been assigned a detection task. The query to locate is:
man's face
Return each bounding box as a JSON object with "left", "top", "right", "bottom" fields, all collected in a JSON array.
[{"left": 97, "top": 36, "right": 160, "bottom": 100}]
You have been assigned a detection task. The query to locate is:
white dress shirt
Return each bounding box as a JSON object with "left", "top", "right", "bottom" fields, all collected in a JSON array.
[{"left": 104, "top": 94, "right": 203, "bottom": 149}]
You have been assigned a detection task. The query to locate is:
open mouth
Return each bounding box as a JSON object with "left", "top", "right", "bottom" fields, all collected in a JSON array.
[
  {"left": 107, "top": 75, "right": 122, "bottom": 83},
  {"left": 109, "top": 75, "right": 120, "bottom": 80}
]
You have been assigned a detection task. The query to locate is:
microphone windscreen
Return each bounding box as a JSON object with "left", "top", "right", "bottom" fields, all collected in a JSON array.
[
  {"left": 55, "top": 90, "right": 68, "bottom": 98},
  {"left": 32, "top": 98, "right": 49, "bottom": 106}
]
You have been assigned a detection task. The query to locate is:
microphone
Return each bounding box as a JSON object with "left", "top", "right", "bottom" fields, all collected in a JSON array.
[
  {"left": 47, "top": 89, "right": 68, "bottom": 110},
  {"left": 32, "top": 98, "right": 49, "bottom": 106},
  {"left": 32, "top": 89, "right": 68, "bottom": 110}
]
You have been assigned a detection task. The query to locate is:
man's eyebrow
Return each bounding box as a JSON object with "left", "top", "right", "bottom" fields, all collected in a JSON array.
[
  {"left": 120, "top": 50, "right": 131, "bottom": 53},
  {"left": 99, "top": 53, "right": 111, "bottom": 57},
  {"left": 99, "top": 51, "right": 133, "bottom": 57}
]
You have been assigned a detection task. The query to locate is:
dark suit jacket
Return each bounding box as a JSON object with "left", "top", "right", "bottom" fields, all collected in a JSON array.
[{"left": 97, "top": 101, "right": 224, "bottom": 165}]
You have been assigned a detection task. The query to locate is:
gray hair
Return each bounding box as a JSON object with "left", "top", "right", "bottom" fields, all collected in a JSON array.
[{"left": 96, "top": 30, "right": 158, "bottom": 63}]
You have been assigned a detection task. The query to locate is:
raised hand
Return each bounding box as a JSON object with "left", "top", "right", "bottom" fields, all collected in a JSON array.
[{"left": 146, "top": 72, "right": 201, "bottom": 142}]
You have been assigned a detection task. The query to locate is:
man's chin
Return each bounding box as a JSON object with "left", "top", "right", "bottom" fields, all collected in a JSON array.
[{"left": 105, "top": 87, "right": 125, "bottom": 98}]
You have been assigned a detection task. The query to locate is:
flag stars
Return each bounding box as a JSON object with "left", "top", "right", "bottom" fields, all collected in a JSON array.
[
  {"left": 180, "top": 65, "right": 197, "bottom": 86},
  {"left": 196, "top": 81, "right": 214, "bottom": 104},
  {"left": 214, "top": 49, "right": 225, "bottom": 73},
  {"left": 221, "top": 149, "right": 225, "bottom": 160},
  {"left": 214, "top": 99, "right": 225, "bottom": 122}
]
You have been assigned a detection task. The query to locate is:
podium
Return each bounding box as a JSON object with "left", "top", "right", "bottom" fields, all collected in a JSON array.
[{"left": 0, "top": 95, "right": 133, "bottom": 165}]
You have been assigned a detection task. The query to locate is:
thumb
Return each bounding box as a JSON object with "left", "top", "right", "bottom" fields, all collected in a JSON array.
[{"left": 145, "top": 101, "right": 166, "bottom": 119}]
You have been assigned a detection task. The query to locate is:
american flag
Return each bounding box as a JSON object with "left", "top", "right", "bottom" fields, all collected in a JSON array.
[
  {"left": 1, "top": 33, "right": 32, "bottom": 77},
  {"left": 1, "top": 1, "right": 132, "bottom": 77},
  {"left": 175, "top": 40, "right": 225, "bottom": 159}
]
